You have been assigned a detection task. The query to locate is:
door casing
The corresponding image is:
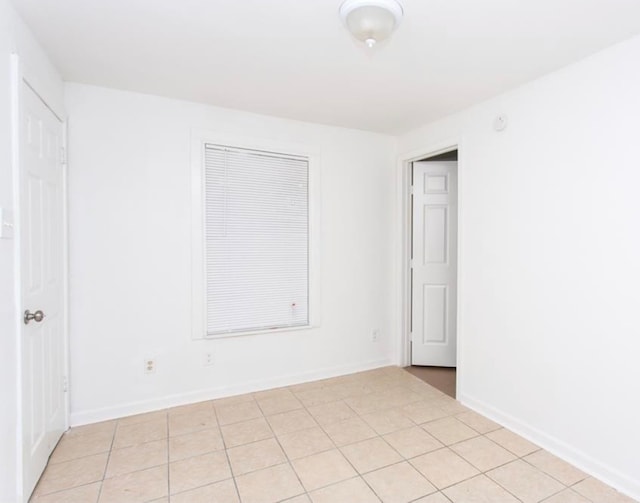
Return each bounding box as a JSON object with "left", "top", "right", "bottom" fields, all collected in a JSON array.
[{"left": 395, "top": 139, "right": 463, "bottom": 397}]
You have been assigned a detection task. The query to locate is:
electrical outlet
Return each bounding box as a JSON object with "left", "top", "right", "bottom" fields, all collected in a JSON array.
[
  {"left": 144, "top": 358, "right": 156, "bottom": 374},
  {"left": 372, "top": 329, "right": 380, "bottom": 342},
  {"left": 203, "top": 352, "right": 214, "bottom": 366}
]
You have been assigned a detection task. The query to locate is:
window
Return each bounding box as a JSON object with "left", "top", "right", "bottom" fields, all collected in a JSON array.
[{"left": 191, "top": 135, "right": 318, "bottom": 339}]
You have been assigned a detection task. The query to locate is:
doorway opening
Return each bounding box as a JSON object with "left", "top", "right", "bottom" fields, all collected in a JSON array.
[{"left": 405, "top": 148, "right": 458, "bottom": 398}]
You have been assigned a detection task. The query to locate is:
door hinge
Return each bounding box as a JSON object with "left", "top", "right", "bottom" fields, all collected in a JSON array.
[
  {"left": 60, "top": 146, "right": 67, "bottom": 165},
  {"left": 410, "top": 185, "right": 415, "bottom": 195},
  {"left": 63, "top": 375, "right": 68, "bottom": 393},
  {"left": 409, "top": 332, "right": 413, "bottom": 342}
]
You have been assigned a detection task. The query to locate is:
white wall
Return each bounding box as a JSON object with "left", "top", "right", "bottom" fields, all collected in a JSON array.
[
  {"left": 397, "top": 34, "right": 640, "bottom": 500},
  {"left": 65, "top": 83, "right": 397, "bottom": 424},
  {"left": 0, "top": 1, "right": 64, "bottom": 501}
]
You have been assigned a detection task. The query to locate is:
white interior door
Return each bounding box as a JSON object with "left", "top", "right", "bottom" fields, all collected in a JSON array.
[
  {"left": 411, "top": 161, "right": 458, "bottom": 367},
  {"left": 20, "top": 81, "right": 66, "bottom": 498}
]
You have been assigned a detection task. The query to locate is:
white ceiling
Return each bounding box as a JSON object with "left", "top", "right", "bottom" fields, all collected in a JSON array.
[{"left": 10, "top": 0, "right": 640, "bottom": 133}]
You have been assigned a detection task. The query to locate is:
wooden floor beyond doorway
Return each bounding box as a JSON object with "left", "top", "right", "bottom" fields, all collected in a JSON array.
[{"left": 406, "top": 366, "right": 456, "bottom": 398}]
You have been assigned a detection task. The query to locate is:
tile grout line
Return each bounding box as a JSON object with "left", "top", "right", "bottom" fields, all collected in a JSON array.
[
  {"left": 294, "top": 395, "right": 384, "bottom": 503},
  {"left": 254, "top": 398, "right": 310, "bottom": 502},
  {"left": 94, "top": 413, "right": 118, "bottom": 503},
  {"left": 213, "top": 399, "right": 247, "bottom": 503}
]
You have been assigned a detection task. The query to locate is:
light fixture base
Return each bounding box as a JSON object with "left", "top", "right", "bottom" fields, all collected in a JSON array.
[{"left": 339, "top": 0, "right": 404, "bottom": 48}]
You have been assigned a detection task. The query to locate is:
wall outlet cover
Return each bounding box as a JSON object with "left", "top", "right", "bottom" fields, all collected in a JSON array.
[{"left": 144, "top": 359, "right": 156, "bottom": 374}]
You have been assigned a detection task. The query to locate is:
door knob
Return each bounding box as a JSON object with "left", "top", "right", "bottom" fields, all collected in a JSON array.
[{"left": 24, "top": 309, "right": 45, "bottom": 325}]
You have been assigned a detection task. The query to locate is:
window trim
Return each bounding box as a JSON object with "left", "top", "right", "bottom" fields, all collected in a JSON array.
[{"left": 190, "top": 130, "right": 321, "bottom": 340}]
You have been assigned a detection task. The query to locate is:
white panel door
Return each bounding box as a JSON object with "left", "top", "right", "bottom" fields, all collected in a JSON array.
[
  {"left": 20, "top": 83, "right": 66, "bottom": 498},
  {"left": 411, "top": 161, "right": 457, "bottom": 367}
]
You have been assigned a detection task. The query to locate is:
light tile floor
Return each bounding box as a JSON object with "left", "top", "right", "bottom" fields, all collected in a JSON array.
[{"left": 30, "top": 367, "right": 637, "bottom": 503}]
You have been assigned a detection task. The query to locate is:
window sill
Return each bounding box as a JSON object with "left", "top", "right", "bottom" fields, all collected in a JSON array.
[{"left": 203, "top": 324, "right": 315, "bottom": 340}]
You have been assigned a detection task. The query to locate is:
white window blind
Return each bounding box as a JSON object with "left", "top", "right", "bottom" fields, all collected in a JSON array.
[{"left": 204, "top": 144, "right": 309, "bottom": 336}]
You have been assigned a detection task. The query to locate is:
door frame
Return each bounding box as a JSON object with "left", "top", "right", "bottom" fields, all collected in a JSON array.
[
  {"left": 395, "top": 138, "right": 463, "bottom": 397},
  {"left": 11, "top": 53, "right": 70, "bottom": 501}
]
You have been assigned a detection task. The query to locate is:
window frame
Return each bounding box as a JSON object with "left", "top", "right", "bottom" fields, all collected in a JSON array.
[{"left": 190, "top": 130, "right": 321, "bottom": 340}]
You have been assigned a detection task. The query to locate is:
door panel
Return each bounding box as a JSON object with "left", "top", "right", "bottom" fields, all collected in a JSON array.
[
  {"left": 21, "top": 82, "right": 66, "bottom": 498},
  {"left": 411, "top": 161, "right": 457, "bottom": 367},
  {"left": 423, "top": 284, "right": 447, "bottom": 343}
]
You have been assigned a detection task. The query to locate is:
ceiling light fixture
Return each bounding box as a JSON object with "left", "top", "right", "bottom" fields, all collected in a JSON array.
[{"left": 339, "top": 0, "right": 404, "bottom": 48}]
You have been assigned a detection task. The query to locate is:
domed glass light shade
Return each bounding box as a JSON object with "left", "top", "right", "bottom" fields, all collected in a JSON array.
[{"left": 339, "top": 0, "right": 404, "bottom": 48}]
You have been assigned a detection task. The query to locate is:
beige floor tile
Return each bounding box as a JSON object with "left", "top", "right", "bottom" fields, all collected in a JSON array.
[
  {"left": 450, "top": 436, "right": 516, "bottom": 472},
  {"left": 487, "top": 459, "right": 564, "bottom": 503},
  {"left": 443, "top": 474, "right": 520, "bottom": 502},
  {"left": 542, "top": 488, "right": 591, "bottom": 503},
  {"left": 220, "top": 417, "right": 273, "bottom": 448},
  {"left": 169, "top": 427, "right": 224, "bottom": 461},
  {"left": 30, "top": 482, "right": 101, "bottom": 503},
  {"left": 169, "top": 450, "right": 231, "bottom": 494},
  {"left": 170, "top": 479, "right": 239, "bottom": 503},
  {"left": 33, "top": 453, "right": 108, "bottom": 496},
  {"left": 167, "top": 400, "right": 214, "bottom": 417},
  {"left": 330, "top": 383, "right": 374, "bottom": 400},
  {"left": 364, "top": 461, "right": 437, "bottom": 503},
  {"left": 345, "top": 394, "right": 384, "bottom": 415},
  {"left": 98, "top": 465, "right": 167, "bottom": 503},
  {"left": 340, "top": 378, "right": 372, "bottom": 393},
  {"left": 295, "top": 387, "right": 340, "bottom": 408},
  {"left": 412, "top": 492, "right": 452, "bottom": 503},
  {"left": 383, "top": 426, "right": 443, "bottom": 459},
  {"left": 168, "top": 409, "right": 217, "bottom": 437},
  {"left": 105, "top": 439, "right": 167, "bottom": 478},
  {"left": 411, "top": 448, "right": 479, "bottom": 489},
  {"left": 409, "top": 385, "right": 445, "bottom": 402},
  {"left": 361, "top": 409, "right": 414, "bottom": 435},
  {"left": 113, "top": 418, "right": 167, "bottom": 449},
  {"left": 278, "top": 426, "right": 335, "bottom": 460},
  {"left": 235, "top": 463, "right": 305, "bottom": 503},
  {"left": 340, "top": 437, "right": 403, "bottom": 474},
  {"left": 117, "top": 410, "right": 167, "bottom": 427},
  {"left": 523, "top": 450, "right": 588, "bottom": 486},
  {"left": 212, "top": 393, "right": 255, "bottom": 408},
  {"left": 227, "top": 438, "right": 287, "bottom": 476},
  {"left": 257, "top": 394, "right": 304, "bottom": 416},
  {"left": 267, "top": 408, "right": 318, "bottom": 436},
  {"left": 215, "top": 400, "right": 262, "bottom": 426},
  {"left": 485, "top": 428, "right": 539, "bottom": 457},
  {"left": 430, "top": 398, "right": 469, "bottom": 416},
  {"left": 402, "top": 401, "right": 449, "bottom": 424},
  {"left": 307, "top": 401, "right": 357, "bottom": 426},
  {"left": 322, "top": 417, "right": 377, "bottom": 446},
  {"left": 64, "top": 421, "right": 116, "bottom": 438},
  {"left": 253, "top": 387, "right": 294, "bottom": 401},
  {"left": 377, "top": 387, "right": 423, "bottom": 407},
  {"left": 421, "top": 417, "right": 479, "bottom": 446},
  {"left": 49, "top": 431, "right": 114, "bottom": 464},
  {"left": 455, "top": 411, "right": 501, "bottom": 434},
  {"left": 572, "top": 477, "right": 638, "bottom": 503},
  {"left": 292, "top": 449, "right": 357, "bottom": 491},
  {"left": 283, "top": 495, "right": 312, "bottom": 503},
  {"left": 288, "top": 379, "right": 327, "bottom": 393},
  {"left": 309, "top": 477, "right": 379, "bottom": 503}
]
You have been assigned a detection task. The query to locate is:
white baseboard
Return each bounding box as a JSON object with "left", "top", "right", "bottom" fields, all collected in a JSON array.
[
  {"left": 70, "top": 358, "right": 392, "bottom": 426},
  {"left": 458, "top": 393, "right": 640, "bottom": 502}
]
